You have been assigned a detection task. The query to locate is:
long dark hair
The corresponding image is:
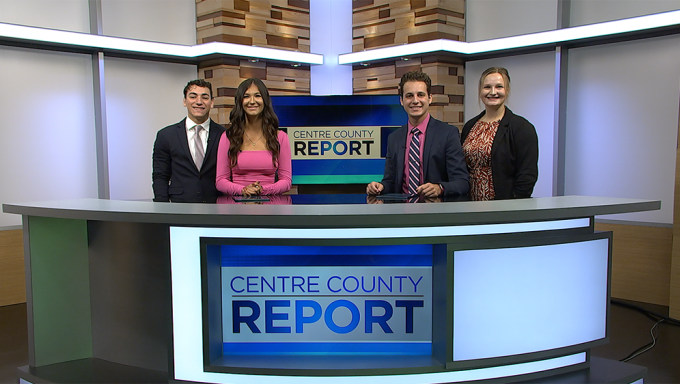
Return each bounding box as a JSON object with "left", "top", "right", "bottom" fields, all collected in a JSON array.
[{"left": 227, "top": 78, "right": 280, "bottom": 168}]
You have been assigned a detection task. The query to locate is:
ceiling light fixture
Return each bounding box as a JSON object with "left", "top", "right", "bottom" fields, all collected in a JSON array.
[
  {"left": 0, "top": 22, "right": 324, "bottom": 65},
  {"left": 338, "top": 9, "right": 680, "bottom": 64}
]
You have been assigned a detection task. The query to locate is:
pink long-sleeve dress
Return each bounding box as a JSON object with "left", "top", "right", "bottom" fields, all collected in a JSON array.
[{"left": 215, "top": 130, "right": 292, "bottom": 195}]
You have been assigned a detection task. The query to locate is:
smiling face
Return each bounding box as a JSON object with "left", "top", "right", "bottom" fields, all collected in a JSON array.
[
  {"left": 400, "top": 80, "right": 432, "bottom": 125},
  {"left": 183, "top": 85, "right": 213, "bottom": 124},
  {"left": 479, "top": 72, "right": 507, "bottom": 109},
  {"left": 242, "top": 83, "right": 264, "bottom": 118}
]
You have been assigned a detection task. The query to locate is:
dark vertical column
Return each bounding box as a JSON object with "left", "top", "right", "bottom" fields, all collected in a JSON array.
[
  {"left": 89, "top": 0, "right": 110, "bottom": 199},
  {"left": 431, "top": 244, "right": 450, "bottom": 365},
  {"left": 553, "top": 0, "right": 571, "bottom": 196}
]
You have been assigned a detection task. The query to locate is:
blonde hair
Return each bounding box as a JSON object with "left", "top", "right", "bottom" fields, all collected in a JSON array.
[{"left": 478, "top": 67, "right": 511, "bottom": 106}]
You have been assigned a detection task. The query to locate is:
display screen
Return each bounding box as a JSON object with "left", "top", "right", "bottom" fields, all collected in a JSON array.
[
  {"left": 271, "top": 95, "right": 405, "bottom": 184},
  {"left": 203, "top": 243, "right": 434, "bottom": 361}
]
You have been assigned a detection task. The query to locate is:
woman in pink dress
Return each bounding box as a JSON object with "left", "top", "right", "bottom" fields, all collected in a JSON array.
[
  {"left": 461, "top": 67, "right": 538, "bottom": 201},
  {"left": 216, "top": 78, "right": 292, "bottom": 196}
]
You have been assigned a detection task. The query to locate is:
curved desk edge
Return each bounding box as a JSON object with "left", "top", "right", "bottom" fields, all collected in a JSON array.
[{"left": 1, "top": 196, "right": 662, "bottom": 228}]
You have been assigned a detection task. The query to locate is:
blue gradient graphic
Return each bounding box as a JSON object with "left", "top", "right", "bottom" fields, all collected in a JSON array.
[
  {"left": 223, "top": 342, "right": 431, "bottom": 355},
  {"left": 215, "top": 244, "right": 433, "bottom": 267}
]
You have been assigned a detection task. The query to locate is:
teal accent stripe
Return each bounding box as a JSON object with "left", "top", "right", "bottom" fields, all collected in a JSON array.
[
  {"left": 293, "top": 174, "right": 382, "bottom": 184},
  {"left": 29, "top": 217, "right": 92, "bottom": 366}
]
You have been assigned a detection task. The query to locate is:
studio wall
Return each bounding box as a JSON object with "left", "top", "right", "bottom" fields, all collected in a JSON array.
[
  {"left": 0, "top": 0, "right": 89, "bottom": 32},
  {"left": 102, "top": 0, "right": 198, "bottom": 200},
  {"left": 0, "top": 0, "right": 678, "bottom": 311},
  {"left": 465, "top": 0, "right": 558, "bottom": 42},
  {"left": 101, "top": 0, "right": 196, "bottom": 45},
  {"left": 104, "top": 58, "right": 198, "bottom": 201},
  {"left": 570, "top": 0, "right": 680, "bottom": 26},
  {"left": 0, "top": 46, "right": 98, "bottom": 228},
  {"left": 1, "top": 1, "right": 679, "bottom": 220},
  {"left": 465, "top": 0, "right": 680, "bottom": 224},
  {"left": 0, "top": 0, "right": 198, "bottom": 216},
  {"left": 565, "top": 35, "right": 680, "bottom": 225}
]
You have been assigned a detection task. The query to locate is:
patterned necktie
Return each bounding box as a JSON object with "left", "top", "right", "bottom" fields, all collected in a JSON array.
[
  {"left": 193, "top": 125, "right": 205, "bottom": 170},
  {"left": 408, "top": 127, "right": 421, "bottom": 196}
]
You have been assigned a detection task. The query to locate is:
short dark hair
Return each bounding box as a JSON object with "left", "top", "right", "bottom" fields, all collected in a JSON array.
[
  {"left": 183, "top": 79, "right": 213, "bottom": 98},
  {"left": 398, "top": 71, "right": 432, "bottom": 97}
]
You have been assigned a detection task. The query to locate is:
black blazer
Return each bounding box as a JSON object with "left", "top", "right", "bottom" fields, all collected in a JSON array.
[
  {"left": 461, "top": 108, "right": 538, "bottom": 199},
  {"left": 381, "top": 117, "right": 469, "bottom": 196},
  {"left": 152, "top": 118, "right": 226, "bottom": 202}
]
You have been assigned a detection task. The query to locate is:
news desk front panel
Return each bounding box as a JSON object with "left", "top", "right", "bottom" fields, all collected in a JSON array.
[
  {"left": 169, "top": 214, "right": 604, "bottom": 383},
  {"left": 2, "top": 196, "right": 658, "bottom": 384}
]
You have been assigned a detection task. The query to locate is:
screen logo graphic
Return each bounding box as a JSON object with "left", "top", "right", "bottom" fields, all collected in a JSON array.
[{"left": 222, "top": 266, "right": 432, "bottom": 355}]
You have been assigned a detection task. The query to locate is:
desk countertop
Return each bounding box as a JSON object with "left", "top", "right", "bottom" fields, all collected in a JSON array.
[{"left": 2, "top": 195, "right": 660, "bottom": 228}]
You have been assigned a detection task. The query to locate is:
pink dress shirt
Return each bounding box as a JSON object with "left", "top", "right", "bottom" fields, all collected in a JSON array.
[{"left": 215, "top": 130, "right": 292, "bottom": 195}]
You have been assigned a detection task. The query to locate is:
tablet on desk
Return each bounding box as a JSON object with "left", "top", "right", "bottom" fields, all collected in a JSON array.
[
  {"left": 232, "top": 196, "right": 270, "bottom": 203},
  {"left": 374, "top": 193, "right": 413, "bottom": 202}
]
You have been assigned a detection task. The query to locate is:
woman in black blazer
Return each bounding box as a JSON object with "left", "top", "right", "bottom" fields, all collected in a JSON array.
[{"left": 461, "top": 67, "right": 538, "bottom": 200}]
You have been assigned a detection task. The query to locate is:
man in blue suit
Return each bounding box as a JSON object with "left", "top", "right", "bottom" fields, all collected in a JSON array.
[
  {"left": 152, "top": 79, "right": 226, "bottom": 202},
  {"left": 367, "top": 71, "right": 469, "bottom": 197}
]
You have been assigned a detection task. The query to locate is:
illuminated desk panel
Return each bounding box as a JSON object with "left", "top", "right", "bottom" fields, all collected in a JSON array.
[{"left": 2, "top": 196, "right": 658, "bottom": 384}]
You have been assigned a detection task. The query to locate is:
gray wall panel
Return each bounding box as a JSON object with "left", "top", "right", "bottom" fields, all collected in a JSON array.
[{"left": 565, "top": 35, "right": 680, "bottom": 224}]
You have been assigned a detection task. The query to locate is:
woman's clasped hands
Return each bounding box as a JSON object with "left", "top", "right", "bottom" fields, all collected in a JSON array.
[{"left": 242, "top": 181, "right": 262, "bottom": 196}]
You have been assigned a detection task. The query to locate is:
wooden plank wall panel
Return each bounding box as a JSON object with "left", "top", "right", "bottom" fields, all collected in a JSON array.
[
  {"left": 0, "top": 229, "right": 26, "bottom": 306},
  {"left": 351, "top": 0, "right": 466, "bottom": 128},
  {"left": 352, "top": 0, "right": 465, "bottom": 52},
  {"left": 201, "top": 59, "right": 310, "bottom": 126},
  {"left": 353, "top": 57, "right": 465, "bottom": 127},
  {"left": 196, "top": 0, "right": 312, "bottom": 126},
  {"left": 595, "top": 223, "right": 672, "bottom": 306},
  {"left": 197, "top": 0, "right": 310, "bottom": 51}
]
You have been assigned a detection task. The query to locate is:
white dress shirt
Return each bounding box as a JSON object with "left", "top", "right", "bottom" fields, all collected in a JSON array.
[{"left": 185, "top": 117, "right": 211, "bottom": 160}]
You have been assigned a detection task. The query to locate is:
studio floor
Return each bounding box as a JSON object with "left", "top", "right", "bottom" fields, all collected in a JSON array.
[{"left": 0, "top": 300, "right": 679, "bottom": 384}]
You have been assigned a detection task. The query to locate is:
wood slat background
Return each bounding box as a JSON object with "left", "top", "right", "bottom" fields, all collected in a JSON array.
[
  {"left": 351, "top": 0, "right": 466, "bottom": 127},
  {"left": 197, "top": 0, "right": 312, "bottom": 125},
  {"left": 0, "top": 230, "right": 25, "bottom": 307}
]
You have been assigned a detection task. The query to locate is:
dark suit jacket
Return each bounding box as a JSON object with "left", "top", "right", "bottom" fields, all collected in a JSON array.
[
  {"left": 461, "top": 108, "right": 538, "bottom": 199},
  {"left": 381, "top": 117, "right": 469, "bottom": 196},
  {"left": 152, "top": 118, "right": 226, "bottom": 202}
]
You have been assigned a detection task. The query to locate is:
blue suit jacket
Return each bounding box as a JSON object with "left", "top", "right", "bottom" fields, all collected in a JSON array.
[
  {"left": 152, "top": 118, "right": 226, "bottom": 202},
  {"left": 380, "top": 117, "right": 469, "bottom": 196}
]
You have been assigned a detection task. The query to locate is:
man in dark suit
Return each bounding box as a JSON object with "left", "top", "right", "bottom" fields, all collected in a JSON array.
[
  {"left": 152, "top": 79, "right": 226, "bottom": 202},
  {"left": 367, "top": 71, "right": 469, "bottom": 197}
]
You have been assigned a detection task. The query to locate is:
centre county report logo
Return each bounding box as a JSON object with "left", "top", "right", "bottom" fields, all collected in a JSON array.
[
  {"left": 222, "top": 266, "right": 432, "bottom": 346},
  {"left": 288, "top": 127, "right": 382, "bottom": 159}
]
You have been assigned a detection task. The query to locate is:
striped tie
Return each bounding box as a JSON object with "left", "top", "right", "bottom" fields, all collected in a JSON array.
[
  {"left": 193, "top": 125, "right": 204, "bottom": 170},
  {"left": 408, "top": 127, "right": 421, "bottom": 196}
]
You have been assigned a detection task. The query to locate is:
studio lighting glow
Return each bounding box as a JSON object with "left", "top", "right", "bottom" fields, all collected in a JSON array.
[
  {"left": 0, "top": 22, "right": 324, "bottom": 65},
  {"left": 338, "top": 9, "right": 680, "bottom": 64}
]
